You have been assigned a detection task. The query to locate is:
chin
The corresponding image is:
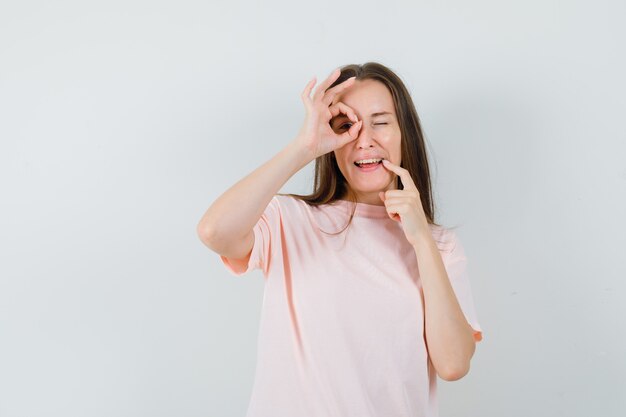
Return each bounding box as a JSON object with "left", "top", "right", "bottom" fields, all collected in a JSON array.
[
  {"left": 350, "top": 176, "right": 390, "bottom": 188},
  {"left": 348, "top": 182, "right": 387, "bottom": 194}
]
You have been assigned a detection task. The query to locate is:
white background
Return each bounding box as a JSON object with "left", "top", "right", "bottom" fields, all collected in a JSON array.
[{"left": 1, "top": 1, "right": 625, "bottom": 416}]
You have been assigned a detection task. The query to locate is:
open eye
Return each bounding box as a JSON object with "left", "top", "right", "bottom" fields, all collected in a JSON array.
[{"left": 336, "top": 122, "right": 388, "bottom": 130}]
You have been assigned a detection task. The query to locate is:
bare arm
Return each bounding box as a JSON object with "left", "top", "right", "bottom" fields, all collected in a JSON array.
[
  {"left": 196, "top": 68, "right": 362, "bottom": 260},
  {"left": 414, "top": 236, "right": 476, "bottom": 381},
  {"left": 196, "top": 141, "right": 312, "bottom": 257}
]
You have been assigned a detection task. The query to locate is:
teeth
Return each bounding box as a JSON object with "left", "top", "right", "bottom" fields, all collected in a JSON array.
[{"left": 355, "top": 158, "right": 383, "bottom": 165}]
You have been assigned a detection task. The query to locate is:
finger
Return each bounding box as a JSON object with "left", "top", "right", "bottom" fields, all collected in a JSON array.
[
  {"left": 380, "top": 197, "right": 413, "bottom": 208},
  {"left": 382, "top": 202, "right": 404, "bottom": 222},
  {"left": 300, "top": 77, "right": 317, "bottom": 106},
  {"left": 322, "top": 76, "right": 356, "bottom": 106},
  {"left": 381, "top": 159, "right": 418, "bottom": 191},
  {"left": 329, "top": 102, "right": 359, "bottom": 123},
  {"left": 347, "top": 120, "right": 362, "bottom": 137},
  {"left": 312, "top": 68, "right": 342, "bottom": 103},
  {"left": 385, "top": 202, "right": 413, "bottom": 215},
  {"left": 382, "top": 190, "right": 419, "bottom": 199},
  {"left": 338, "top": 120, "right": 362, "bottom": 146}
]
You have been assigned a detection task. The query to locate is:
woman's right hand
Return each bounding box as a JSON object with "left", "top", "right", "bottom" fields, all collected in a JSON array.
[{"left": 294, "top": 68, "right": 363, "bottom": 161}]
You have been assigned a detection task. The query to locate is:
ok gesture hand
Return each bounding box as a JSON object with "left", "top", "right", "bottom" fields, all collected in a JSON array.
[{"left": 294, "top": 68, "right": 363, "bottom": 160}]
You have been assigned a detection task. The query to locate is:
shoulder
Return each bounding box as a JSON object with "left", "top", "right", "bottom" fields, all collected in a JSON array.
[
  {"left": 274, "top": 194, "right": 316, "bottom": 211},
  {"left": 269, "top": 194, "right": 316, "bottom": 219},
  {"left": 272, "top": 194, "right": 338, "bottom": 231},
  {"left": 273, "top": 193, "right": 298, "bottom": 210},
  {"left": 261, "top": 194, "right": 299, "bottom": 211}
]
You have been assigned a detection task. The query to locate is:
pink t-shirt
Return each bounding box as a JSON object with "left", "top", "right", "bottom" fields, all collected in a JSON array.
[{"left": 220, "top": 194, "right": 483, "bottom": 417}]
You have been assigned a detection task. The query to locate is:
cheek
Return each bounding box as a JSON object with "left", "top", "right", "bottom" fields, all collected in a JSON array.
[
  {"left": 334, "top": 149, "right": 347, "bottom": 163},
  {"left": 332, "top": 152, "right": 347, "bottom": 172},
  {"left": 392, "top": 129, "right": 402, "bottom": 152},
  {"left": 381, "top": 132, "right": 401, "bottom": 151}
]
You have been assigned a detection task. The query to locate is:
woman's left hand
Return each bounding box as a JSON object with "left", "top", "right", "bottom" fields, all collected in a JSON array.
[{"left": 378, "top": 159, "right": 430, "bottom": 246}]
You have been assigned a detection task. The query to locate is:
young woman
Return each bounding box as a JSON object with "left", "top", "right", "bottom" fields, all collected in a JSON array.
[{"left": 197, "top": 62, "right": 483, "bottom": 417}]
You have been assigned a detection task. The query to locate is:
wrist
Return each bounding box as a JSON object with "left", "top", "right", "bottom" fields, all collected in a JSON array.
[
  {"left": 286, "top": 139, "right": 316, "bottom": 167},
  {"left": 411, "top": 229, "right": 435, "bottom": 251}
]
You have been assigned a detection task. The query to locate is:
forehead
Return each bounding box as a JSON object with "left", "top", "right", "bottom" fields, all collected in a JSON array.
[{"left": 332, "top": 79, "right": 396, "bottom": 116}]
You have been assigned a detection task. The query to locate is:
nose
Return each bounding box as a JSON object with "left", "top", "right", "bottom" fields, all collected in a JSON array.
[{"left": 354, "top": 122, "right": 376, "bottom": 149}]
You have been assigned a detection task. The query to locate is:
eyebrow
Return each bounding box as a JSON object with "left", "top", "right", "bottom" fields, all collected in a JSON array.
[{"left": 333, "top": 111, "right": 393, "bottom": 121}]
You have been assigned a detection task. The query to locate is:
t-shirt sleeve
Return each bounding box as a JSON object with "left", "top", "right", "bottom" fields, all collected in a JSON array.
[
  {"left": 219, "top": 195, "right": 280, "bottom": 278},
  {"left": 442, "top": 230, "right": 484, "bottom": 342}
]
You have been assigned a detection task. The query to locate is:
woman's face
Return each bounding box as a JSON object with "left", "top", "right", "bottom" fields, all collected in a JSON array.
[{"left": 330, "top": 79, "right": 402, "bottom": 206}]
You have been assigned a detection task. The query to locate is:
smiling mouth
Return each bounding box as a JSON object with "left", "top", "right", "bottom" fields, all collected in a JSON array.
[
  {"left": 354, "top": 161, "right": 383, "bottom": 172},
  {"left": 354, "top": 158, "right": 384, "bottom": 168}
]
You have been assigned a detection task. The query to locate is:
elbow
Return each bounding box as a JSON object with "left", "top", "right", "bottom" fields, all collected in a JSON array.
[
  {"left": 435, "top": 329, "right": 476, "bottom": 382},
  {"left": 197, "top": 221, "right": 217, "bottom": 247},
  {"left": 438, "top": 358, "right": 472, "bottom": 381},
  {"left": 196, "top": 221, "right": 208, "bottom": 241},
  {"left": 197, "top": 221, "right": 234, "bottom": 254}
]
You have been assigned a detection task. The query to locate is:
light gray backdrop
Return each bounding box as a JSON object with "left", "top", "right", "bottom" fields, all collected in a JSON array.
[{"left": 1, "top": 1, "right": 625, "bottom": 416}]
